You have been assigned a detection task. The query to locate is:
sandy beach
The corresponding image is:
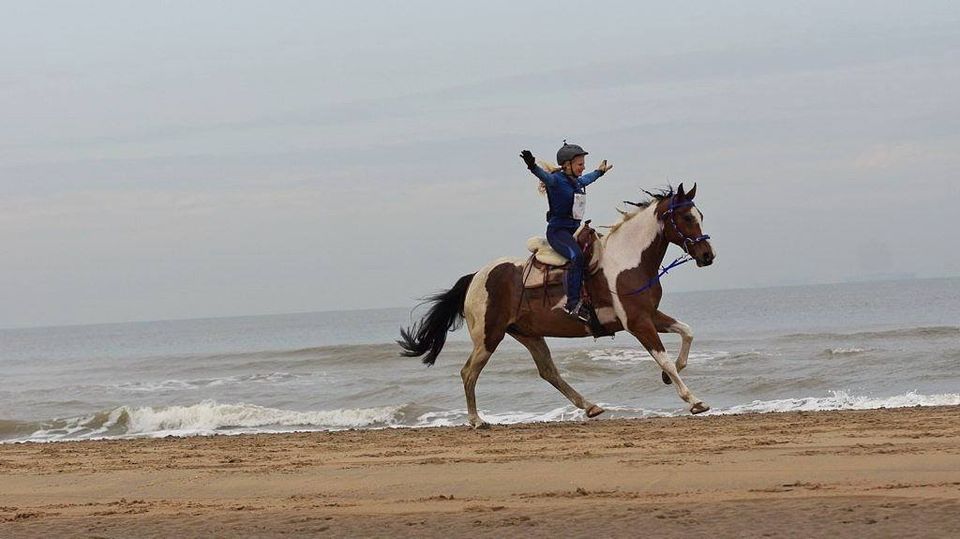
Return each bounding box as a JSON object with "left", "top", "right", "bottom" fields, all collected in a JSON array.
[{"left": 1, "top": 405, "right": 958, "bottom": 538}]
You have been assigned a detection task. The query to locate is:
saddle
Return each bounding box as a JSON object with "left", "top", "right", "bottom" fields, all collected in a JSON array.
[{"left": 522, "top": 221, "right": 603, "bottom": 289}]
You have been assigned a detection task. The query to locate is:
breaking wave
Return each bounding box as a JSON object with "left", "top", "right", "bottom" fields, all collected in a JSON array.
[
  {"left": 5, "top": 391, "right": 956, "bottom": 444},
  {"left": 711, "top": 390, "right": 960, "bottom": 415},
  {"left": 1, "top": 401, "right": 406, "bottom": 443}
]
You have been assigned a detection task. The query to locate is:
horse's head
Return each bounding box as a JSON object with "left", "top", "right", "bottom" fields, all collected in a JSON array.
[{"left": 658, "top": 183, "right": 716, "bottom": 267}]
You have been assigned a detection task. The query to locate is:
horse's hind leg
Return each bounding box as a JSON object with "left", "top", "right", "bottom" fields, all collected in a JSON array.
[
  {"left": 460, "top": 343, "right": 496, "bottom": 429},
  {"left": 653, "top": 310, "right": 693, "bottom": 385},
  {"left": 459, "top": 259, "right": 523, "bottom": 428},
  {"left": 511, "top": 333, "right": 605, "bottom": 418}
]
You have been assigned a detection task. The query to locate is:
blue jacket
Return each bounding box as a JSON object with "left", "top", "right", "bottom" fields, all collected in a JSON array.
[{"left": 529, "top": 165, "right": 605, "bottom": 228}]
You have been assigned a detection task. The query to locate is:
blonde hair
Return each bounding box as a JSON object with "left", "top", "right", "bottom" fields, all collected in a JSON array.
[{"left": 535, "top": 159, "right": 561, "bottom": 196}]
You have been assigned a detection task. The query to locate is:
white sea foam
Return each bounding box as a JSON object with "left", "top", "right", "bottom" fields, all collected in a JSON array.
[
  {"left": 413, "top": 392, "right": 960, "bottom": 428},
  {"left": 412, "top": 404, "right": 670, "bottom": 428},
  {"left": 13, "top": 401, "right": 403, "bottom": 442},
  {"left": 481, "top": 406, "right": 587, "bottom": 424},
  {"left": 409, "top": 407, "right": 589, "bottom": 428},
  {"left": 8, "top": 391, "right": 958, "bottom": 443},
  {"left": 711, "top": 390, "right": 960, "bottom": 415},
  {"left": 122, "top": 401, "right": 401, "bottom": 436},
  {"left": 585, "top": 348, "right": 650, "bottom": 364},
  {"left": 585, "top": 348, "right": 727, "bottom": 365},
  {"left": 824, "top": 348, "right": 870, "bottom": 356}
]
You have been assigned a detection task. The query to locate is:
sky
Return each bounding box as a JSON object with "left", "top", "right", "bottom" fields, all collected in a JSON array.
[{"left": 1, "top": 1, "right": 958, "bottom": 328}]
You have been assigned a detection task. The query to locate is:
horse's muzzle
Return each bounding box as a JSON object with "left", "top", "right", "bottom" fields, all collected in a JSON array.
[{"left": 696, "top": 252, "right": 715, "bottom": 267}]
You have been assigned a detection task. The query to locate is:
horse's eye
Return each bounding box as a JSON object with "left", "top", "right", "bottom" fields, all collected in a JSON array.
[{"left": 684, "top": 215, "right": 695, "bottom": 223}]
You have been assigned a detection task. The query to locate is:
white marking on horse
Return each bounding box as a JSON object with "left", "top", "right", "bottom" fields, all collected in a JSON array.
[
  {"left": 464, "top": 258, "right": 526, "bottom": 346},
  {"left": 595, "top": 306, "right": 618, "bottom": 325},
  {"left": 650, "top": 349, "right": 701, "bottom": 406},
  {"left": 600, "top": 205, "right": 662, "bottom": 325},
  {"left": 464, "top": 266, "right": 492, "bottom": 348},
  {"left": 691, "top": 208, "right": 703, "bottom": 227},
  {"left": 666, "top": 320, "right": 693, "bottom": 371},
  {"left": 666, "top": 320, "right": 692, "bottom": 338}
]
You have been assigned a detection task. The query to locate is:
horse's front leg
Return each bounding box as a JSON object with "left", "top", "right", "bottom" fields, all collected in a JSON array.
[
  {"left": 628, "top": 319, "right": 709, "bottom": 414},
  {"left": 653, "top": 311, "right": 693, "bottom": 385}
]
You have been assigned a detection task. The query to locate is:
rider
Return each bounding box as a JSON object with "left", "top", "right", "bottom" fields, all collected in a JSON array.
[{"left": 520, "top": 142, "right": 613, "bottom": 322}]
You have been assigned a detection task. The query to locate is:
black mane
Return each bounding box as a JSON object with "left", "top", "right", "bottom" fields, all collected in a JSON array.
[{"left": 624, "top": 185, "right": 675, "bottom": 209}]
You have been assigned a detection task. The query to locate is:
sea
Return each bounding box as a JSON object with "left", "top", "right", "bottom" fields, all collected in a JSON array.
[{"left": 1, "top": 278, "right": 957, "bottom": 443}]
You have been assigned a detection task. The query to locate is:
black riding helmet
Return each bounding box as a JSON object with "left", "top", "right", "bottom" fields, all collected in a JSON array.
[{"left": 556, "top": 141, "right": 588, "bottom": 165}]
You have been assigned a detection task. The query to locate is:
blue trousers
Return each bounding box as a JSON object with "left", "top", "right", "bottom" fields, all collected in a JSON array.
[{"left": 546, "top": 225, "right": 584, "bottom": 309}]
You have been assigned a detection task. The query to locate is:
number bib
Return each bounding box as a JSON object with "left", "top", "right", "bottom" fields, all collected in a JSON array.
[{"left": 572, "top": 193, "right": 586, "bottom": 220}]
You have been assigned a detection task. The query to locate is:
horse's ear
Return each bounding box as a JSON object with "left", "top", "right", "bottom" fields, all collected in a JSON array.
[
  {"left": 687, "top": 183, "right": 697, "bottom": 200},
  {"left": 677, "top": 183, "right": 686, "bottom": 198}
]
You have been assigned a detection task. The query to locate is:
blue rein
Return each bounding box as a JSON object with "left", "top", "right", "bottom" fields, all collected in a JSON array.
[
  {"left": 621, "top": 254, "right": 694, "bottom": 296},
  {"left": 619, "top": 197, "right": 711, "bottom": 297}
]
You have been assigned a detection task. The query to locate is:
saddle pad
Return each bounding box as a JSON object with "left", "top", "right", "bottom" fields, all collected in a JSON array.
[{"left": 526, "top": 237, "right": 568, "bottom": 266}]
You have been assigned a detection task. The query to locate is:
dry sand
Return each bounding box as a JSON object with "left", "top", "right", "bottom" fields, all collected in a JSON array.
[{"left": 1, "top": 405, "right": 958, "bottom": 538}]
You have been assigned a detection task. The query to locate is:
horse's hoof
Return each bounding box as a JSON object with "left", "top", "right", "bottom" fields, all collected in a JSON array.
[
  {"left": 690, "top": 402, "right": 710, "bottom": 415},
  {"left": 586, "top": 405, "right": 605, "bottom": 418},
  {"left": 661, "top": 372, "right": 673, "bottom": 385},
  {"left": 472, "top": 421, "right": 491, "bottom": 430}
]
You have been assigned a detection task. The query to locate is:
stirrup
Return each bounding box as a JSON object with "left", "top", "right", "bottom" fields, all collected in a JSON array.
[{"left": 563, "top": 301, "right": 591, "bottom": 324}]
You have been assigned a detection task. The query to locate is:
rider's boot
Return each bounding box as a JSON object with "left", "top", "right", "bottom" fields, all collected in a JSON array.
[{"left": 562, "top": 299, "right": 591, "bottom": 324}]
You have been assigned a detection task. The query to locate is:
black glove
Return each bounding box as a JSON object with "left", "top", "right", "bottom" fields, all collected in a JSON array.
[{"left": 520, "top": 149, "right": 536, "bottom": 169}]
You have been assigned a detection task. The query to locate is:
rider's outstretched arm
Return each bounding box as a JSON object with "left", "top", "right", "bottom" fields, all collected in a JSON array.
[
  {"left": 577, "top": 160, "right": 613, "bottom": 188},
  {"left": 520, "top": 150, "right": 557, "bottom": 187}
]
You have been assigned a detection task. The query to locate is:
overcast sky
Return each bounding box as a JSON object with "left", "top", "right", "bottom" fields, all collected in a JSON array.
[{"left": 2, "top": 1, "right": 958, "bottom": 328}]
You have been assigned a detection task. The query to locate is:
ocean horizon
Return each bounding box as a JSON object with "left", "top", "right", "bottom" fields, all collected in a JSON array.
[{"left": 6, "top": 275, "right": 957, "bottom": 332}]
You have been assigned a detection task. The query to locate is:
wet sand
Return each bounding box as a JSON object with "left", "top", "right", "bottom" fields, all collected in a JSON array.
[{"left": 2, "top": 406, "right": 959, "bottom": 538}]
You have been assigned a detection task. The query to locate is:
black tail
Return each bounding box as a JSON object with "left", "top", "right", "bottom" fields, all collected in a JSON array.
[{"left": 398, "top": 273, "right": 476, "bottom": 366}]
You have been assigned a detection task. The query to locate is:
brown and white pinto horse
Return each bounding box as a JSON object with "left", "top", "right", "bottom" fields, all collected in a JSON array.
[{"left": 399, "top": 183, "right": 716, "bottom": 428}]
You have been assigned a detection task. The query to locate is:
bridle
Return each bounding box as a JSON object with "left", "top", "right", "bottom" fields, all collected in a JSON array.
[{"left": 661, "top": 197, "right": 711, "bottom": 254}]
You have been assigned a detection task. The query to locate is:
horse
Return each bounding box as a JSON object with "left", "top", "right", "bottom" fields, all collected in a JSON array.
[{"left": 398, "top": 183, "right": 716, "bottom": 428}]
